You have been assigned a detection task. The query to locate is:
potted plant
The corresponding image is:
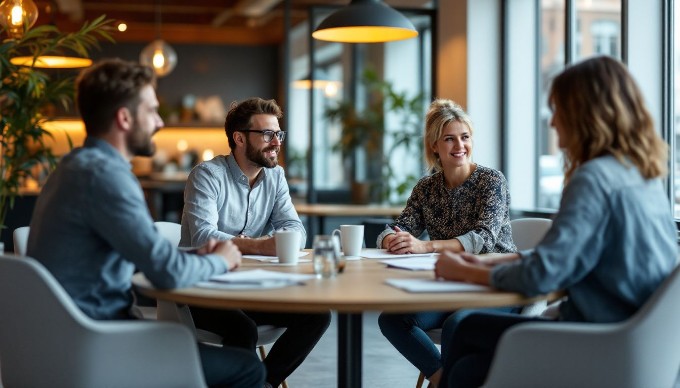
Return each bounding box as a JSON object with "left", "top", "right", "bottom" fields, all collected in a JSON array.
[
  {"left": 324, "top": 69, "right": 424, "bottom": 204},
  {"left": 0, "top": 15, "right": 113, "bottom": 238}
]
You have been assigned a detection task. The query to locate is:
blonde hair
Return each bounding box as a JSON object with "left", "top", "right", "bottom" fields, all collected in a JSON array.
[
  {"left": 549, "top": 56, "right": 667, "bottom": 183},
  {"left": 424, "top": 99, "right": 475, "bottom": 172}
]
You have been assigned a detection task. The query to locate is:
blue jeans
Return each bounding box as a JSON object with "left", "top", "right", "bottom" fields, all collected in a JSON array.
[
  {"left": 378, "top": 307, "right": 520, "bottom": 378},
  {"left": 439, "top": 311, "right": 551, "bottom": 388}
]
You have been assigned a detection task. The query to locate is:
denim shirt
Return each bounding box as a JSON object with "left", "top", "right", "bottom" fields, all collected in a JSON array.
[
  {"left": 27, "top": 137, "right": 228, "bottom": 320},
  {"left": 492, "top": 155, "right": 678, "bottom": 323},
  {"left": 180, "top": 154, "right": 306, "bottom": 249}
]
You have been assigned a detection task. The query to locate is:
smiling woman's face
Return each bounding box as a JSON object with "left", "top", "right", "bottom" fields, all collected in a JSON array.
[{"left": 432, "top": 121, "right": 473, "bottom": 170}]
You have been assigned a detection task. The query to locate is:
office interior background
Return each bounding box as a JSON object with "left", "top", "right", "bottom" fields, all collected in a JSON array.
[{"left": 2, "top": 0, "right": 679, "bottom": 240}]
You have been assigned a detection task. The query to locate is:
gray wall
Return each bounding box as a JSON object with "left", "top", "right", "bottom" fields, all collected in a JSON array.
[{"left": 94, "top": 43, "right": 279, "bottom": 112}]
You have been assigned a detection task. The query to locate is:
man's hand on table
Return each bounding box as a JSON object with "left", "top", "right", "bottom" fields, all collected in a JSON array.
[{"left": 198, "top": 239, "right": 242, "bottom": 270}]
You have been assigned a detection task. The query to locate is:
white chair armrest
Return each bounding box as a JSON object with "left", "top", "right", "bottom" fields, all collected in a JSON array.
[
  {"left": 483, "top": 321, "right": 625, "bottom": 388},
  {"left": 78, "top": 321, "right": 206, "bottom": 388}
]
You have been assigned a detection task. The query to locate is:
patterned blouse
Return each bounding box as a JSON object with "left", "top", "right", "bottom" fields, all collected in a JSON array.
[{"left": 377, "top": 165, "right": 516, "bottom": 254}]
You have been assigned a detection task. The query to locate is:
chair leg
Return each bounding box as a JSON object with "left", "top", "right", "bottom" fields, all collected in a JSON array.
[
  {"left": 257, "top": 345, "right": 289, "bottom": 388},
  {"left": 416, "top": 372, "right": 425, "bottom": 388},
  {"left": 258, "top": 344, "right": 267, "bottom": 360}
]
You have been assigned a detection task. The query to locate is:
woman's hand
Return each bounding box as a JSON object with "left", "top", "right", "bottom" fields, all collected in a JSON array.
[
  {"left": 383, "top": 226, "right": 431, "bottom": 254},
  {"left": 434, "top": 251, "right": 491, "bottom": 285}
]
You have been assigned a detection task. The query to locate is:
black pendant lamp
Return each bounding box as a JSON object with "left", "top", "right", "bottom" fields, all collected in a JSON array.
[{"left": 312, "top": 0, "right": 418, "bottom": 43}]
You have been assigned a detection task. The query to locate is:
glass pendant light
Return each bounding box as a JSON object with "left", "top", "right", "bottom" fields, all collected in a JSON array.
[
  {"left": 139, "top": 0, "right": 177, "bottom": 77},
  {"left": 4, "top": 0, "right": 94, "bottom": 68},
  {"left": 0, "top": 0, "right": 39, "bottom": 39}
]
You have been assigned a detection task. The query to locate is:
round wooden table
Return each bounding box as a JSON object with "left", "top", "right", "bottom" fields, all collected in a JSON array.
[{"left": 133, "top": 257, "right": 557, "bottom": 388}]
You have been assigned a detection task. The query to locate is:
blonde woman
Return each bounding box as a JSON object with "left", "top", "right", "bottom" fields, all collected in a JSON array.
[
  {"left": 378, "top": 99, "right": 516, "bottom": 387},
  {"left": 435, "top": 56, "right": 677, "bottom": 388}
]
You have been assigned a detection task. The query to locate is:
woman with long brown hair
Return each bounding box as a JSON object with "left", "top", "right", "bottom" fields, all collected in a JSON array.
[{"left": 434, "top": 56, "right": 677, "bottom": 388}]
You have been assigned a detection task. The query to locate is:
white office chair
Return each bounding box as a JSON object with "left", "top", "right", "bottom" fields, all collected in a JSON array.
[
  {"left": 12, "top": 225, "right": 30, "bottom": 256},
  {"left": 509, "top": 217, "right": 553, "bottom": 251},
  {"left": 153, "top": 222, "right": 289, "bottom": 388},
  {"left": 415, "top": 217, "right": 554, "bottom": 388},
  {"left": 483, "top": 263, "right": 680, "bottom": 388},
  {"left": 0, "top": 253, "right": 206, "bottom": 388}
]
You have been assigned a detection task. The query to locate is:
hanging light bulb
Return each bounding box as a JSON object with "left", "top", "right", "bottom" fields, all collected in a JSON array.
[
  {"left": 0, "top": 0, "right": 39, "bottom": 39},
  {"left": 140, "top": 39, "right": 177, "bottom": 77},
  {"left": 139, "top": 0, "right": 177, "bottom": 77}
]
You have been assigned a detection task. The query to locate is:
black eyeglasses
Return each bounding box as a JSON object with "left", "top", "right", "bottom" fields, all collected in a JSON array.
[{"left": 240, "top": 129, "right": 286, "bottom": 143}]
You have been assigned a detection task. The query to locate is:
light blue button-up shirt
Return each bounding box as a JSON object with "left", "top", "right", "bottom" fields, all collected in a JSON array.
[
  {"left": 492, "top": 155, "right": 678, "bottom": 323},
  {"left": 27, "top": 137, "right": 228, "bottom": 320},
  {"left": 180, "top": 154, "right": 306, "bottom": 249}
]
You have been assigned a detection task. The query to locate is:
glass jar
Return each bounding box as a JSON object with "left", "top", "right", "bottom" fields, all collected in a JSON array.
[{"left": 312, "top": 235, "right": 339, "bottom": 279}]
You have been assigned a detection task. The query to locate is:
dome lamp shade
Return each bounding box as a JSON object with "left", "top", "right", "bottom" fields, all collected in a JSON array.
[{"left": 312, "top": 0, "right": 418, "bottom": 43}]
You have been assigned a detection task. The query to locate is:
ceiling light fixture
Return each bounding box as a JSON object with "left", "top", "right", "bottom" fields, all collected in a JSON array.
[
  {"left": 312, "top": 0, "right": 418, "bottom": 43},
  {"left": 3, "top": 0, "right": 93, "bottom": 68},
  {"left": 9, "top": 55, "right": 91, "bottom": 68},
  {"left": 293, "top": 70, "right": 342, "bottom": 98},
  {"left": 139, "top": 0, "right": 177, "bottom": 77},
  {"left": 0, "top": 0, "right": 38, "bottom": 39}
]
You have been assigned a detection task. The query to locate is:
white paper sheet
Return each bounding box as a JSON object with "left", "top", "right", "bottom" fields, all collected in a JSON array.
[
  {"left": 385, "top": 278, "right": 491, "bottom": 293},
  {"left": 244, "top": 252, "right": 310, "bottom": 263},
  {"left": 209, "top": 269, "right": 316, "bottom": 283},
  {"left": 380, "top": 257, "right": 436, "bottom": 271},
  {"left": 360, "top": 249, "right": 435, "bottom": 260},
  {"left": 196, "top": 269, "right": 317, "bottom": 290}
]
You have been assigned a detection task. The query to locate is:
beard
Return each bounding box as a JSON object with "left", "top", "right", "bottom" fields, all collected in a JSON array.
[
  {"left": 245, "top": 138, "right": 279, "bottom": 168},
  {"left": 126, "top": 121, "right": 158, "bottom": 157}
]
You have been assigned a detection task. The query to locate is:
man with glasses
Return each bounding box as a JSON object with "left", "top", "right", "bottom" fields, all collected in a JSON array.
[{"left": 180, "top": 97, "right": 330, "bottom": 388}]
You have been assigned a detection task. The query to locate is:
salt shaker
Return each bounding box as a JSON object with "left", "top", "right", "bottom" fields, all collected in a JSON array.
[{"left": 312, "top": 235, "right": 338, "bottom": 279}]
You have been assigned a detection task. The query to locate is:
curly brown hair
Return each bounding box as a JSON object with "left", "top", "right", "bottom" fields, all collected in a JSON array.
[
  {"left": 224, "top": 97, "right": 283, "bottom": 150},
  {"left": 549, "top": 56, "right": 667, "bottom": 183}
]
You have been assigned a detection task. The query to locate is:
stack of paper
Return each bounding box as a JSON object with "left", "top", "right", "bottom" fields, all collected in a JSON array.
[
  {"left": 385, "top": 278, "right": 491, "bottom": 293},
  {"left": 198, "top": 269, "right": 316, "bottom": 290},
  {"left": 360, "top": 249, "right": 435, "bottom": 260},
  {"left": 380, "top": 257, "right": 436, "bottom": 271},
  {"left": 243, "top": 252, "right": 310, "bottom": 264}
]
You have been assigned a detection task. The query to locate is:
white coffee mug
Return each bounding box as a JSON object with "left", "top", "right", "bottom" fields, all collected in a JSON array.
[
  {"left": 275, "top": 230, "right": 301, "bottom": 264},
  {"left": 332, "top": 225, "right": 364, "bottom": 257}
]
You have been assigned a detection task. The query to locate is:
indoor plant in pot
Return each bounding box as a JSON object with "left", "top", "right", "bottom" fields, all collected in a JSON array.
[
  {"left": 325, "top": 69, "right": 424, "bottom": 204},
  {"left": 0, "top": 14, "right": 113, "bottom": 239}
]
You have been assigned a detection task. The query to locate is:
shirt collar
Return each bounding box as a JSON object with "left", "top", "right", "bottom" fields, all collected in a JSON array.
[
  {"left": 83, "top": 137, "right": 131, "bottom": 169},
  {"left": 225, "top": 153, "right": 268, "bottom": 187}
]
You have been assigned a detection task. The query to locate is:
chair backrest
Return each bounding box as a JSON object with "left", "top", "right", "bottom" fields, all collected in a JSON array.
[
  {"left": 12, "top": 225, "right": 30, "bottom": 255},
  {"left": 155, "top": 221, "right": 182, "bottom": 246},
  {"left": 510, "top": 218, "right": 554, "bottom": 316},
  {"left": 0, "top": 254, "right": 206, "bottom": 388},
  {"left": 510, "top": 218, "right": 552, "bottom": 250},
  {"left": 616, "top": 263, "right": 680, "bottom": 386},
  {"left": 484, "top": 263, "right": 680, "bottom": 388}
]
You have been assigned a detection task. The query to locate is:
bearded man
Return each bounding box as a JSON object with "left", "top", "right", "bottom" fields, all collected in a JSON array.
[{"left": 180, "top": 97, "right": 330, "bottom": 388}]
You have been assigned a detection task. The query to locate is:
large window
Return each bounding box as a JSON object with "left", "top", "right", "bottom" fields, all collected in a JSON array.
[
  {"left": 506, "top": 0, "right": 621, "bottom": 212},
  {"left": 674, "top": 1, "right": 680, "bottom": 217},
  {"left": 287, "top": 7, "right": 434, "bottom": 205}
]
